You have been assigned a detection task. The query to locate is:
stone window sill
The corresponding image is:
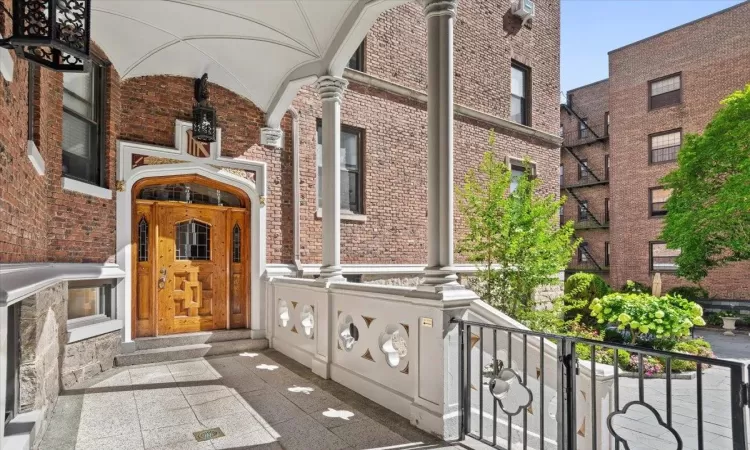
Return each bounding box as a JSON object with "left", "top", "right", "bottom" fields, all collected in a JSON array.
[
  {"left": 67, "top": 315, "right": 123, "bottom": 343},
  {"left": 316, "top": 208, "right": 367, "bottom": 223},
  {"left": 62, "top": 177, "right": 113, "bottom": 200}
]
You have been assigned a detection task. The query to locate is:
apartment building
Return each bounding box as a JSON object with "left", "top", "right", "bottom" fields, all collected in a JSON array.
[
  {"left": 0, "top": 0, "right": 561, "bottom": 443},
  {"left": 561, "top": 1, "right": 750, "bottom": 297}
]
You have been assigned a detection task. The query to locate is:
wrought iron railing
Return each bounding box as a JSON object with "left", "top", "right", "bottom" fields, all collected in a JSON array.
[
  {"left": 455, "top": 319, "right": 748, "bottom": 450},
  {"left": 562, "top": 121, "right": 609, "bottom": 148}
]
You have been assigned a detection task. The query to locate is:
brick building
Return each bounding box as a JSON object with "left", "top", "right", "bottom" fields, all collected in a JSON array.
[
  {"left": 0, "top": 0, "right": 561, "bottom": 444},
  {"left": 561, "top": 1, "right": 750, "bottom": 297}
]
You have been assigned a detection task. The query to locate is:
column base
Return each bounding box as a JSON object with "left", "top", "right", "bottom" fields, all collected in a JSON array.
[
  {"left": 420, "top": 266, "right": 460, "bottom": 286},
  {"left": 318, "top": 265, "right": 345, "bottom": 283}
]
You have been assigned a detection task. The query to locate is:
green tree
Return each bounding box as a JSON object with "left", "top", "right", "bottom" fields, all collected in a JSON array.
[
  {"left": 660, "top": 85, "right": 750, "bottom": 283},
  {"left": 457, "top": 149, "right": 580, "bottom": 317}
]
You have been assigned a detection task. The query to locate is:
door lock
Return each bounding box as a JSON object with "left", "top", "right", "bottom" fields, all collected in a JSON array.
[{"left": 158, "top": 267, "right": 167, "bottom": 289}]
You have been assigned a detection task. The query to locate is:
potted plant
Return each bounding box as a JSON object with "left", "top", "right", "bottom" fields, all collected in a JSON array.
[{"left": 718, "top": 310, "right": 740, "bottom": 336}]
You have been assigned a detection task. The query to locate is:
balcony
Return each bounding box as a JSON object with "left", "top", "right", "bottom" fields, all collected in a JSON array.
[{"left": 562, "top": 121, "right": 608, "bottom": 148}]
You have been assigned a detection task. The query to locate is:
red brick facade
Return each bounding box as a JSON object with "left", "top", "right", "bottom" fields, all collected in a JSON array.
[
  {"left": 0, "top": 0, "right": 560, "bottom": 268},
  {"left": 562, "top": 2, "right": 750, "bottom": 298}
]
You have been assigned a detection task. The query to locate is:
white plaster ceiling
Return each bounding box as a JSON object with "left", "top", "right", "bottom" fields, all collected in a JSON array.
[{"left": 91, "top": 0, "right": 409, "bottom": 125}]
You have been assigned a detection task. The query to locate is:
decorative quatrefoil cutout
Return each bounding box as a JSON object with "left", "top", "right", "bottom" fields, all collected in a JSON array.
[
  {"left": 300, "top": 305, "right": 315, "bottom": 338},
  {"left": 379, "top": 325, "right": 408, "bottom": 368},
  {"left": 278, "top": 300, "right": 290, "bottom": 327},
  {"left": 488, "top": 366, "right": 533, "bottom": 416},
  {"left": 608, "top": 402, "right": 681, "bottom": 450},
  {"left": 338, "top": 315, "right": 359, "bottom": 351}
]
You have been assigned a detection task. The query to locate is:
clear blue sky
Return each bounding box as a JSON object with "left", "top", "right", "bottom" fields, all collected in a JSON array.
[{"left": 561, "top": 0, "right": 745, "bottom": 94}]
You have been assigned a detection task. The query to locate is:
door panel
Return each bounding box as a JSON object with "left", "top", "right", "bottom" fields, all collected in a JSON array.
[
  {"left": 134, "top": 203, "right": 155, "bottom": 337},
  {"left": 228, "top": 209, "right": 249, "bottom": 328}
]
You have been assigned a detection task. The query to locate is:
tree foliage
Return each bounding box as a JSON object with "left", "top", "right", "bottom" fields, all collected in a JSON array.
[
  {"left": 457, "top": 150, "right": 579, "bottom": 317},
  {"left": 660, "top": 84, "right": 750, "bottom": 282}
]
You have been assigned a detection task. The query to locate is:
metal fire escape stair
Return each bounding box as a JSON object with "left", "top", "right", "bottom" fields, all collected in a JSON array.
[
  {"left": 578, "top": 243, "right": 603, "bottom": 272},
  {"left": 564, "top": 188, "right": 603, "bottom": 227}
]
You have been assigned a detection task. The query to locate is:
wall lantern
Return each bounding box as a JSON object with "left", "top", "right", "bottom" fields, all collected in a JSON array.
[
  {"left": 192, "top": 73, "right": 217, "bottom": 143},
  {"left": 0, "top": 0, "right": 91, "bottom": 72}
]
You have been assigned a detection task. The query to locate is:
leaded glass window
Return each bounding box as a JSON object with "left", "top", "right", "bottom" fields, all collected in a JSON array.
[
  {"left": 175, "top": 220, "right": 211, "bottom": 261},
  {"left": 232, "top": 224, "right": 241, "bottom": 263},
  {"left": 138, "top": 182, "right": 242, "bottom": 207},
  {"left": 138, "top": 217, "right": 149, "bottom": 261}
]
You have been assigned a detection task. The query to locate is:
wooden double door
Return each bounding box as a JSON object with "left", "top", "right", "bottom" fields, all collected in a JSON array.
[{"left": 134, "top": 199, "right": 249, "bottom": 337}]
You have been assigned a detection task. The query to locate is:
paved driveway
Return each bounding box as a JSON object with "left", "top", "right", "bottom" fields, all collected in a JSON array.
[{"left": 39, "top": 350, "right": 463, "bottom": 450}]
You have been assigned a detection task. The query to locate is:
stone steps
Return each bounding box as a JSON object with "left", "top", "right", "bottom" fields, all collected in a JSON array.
[{"left": 115, "top": 330, "right": 268, "bottom": 366}]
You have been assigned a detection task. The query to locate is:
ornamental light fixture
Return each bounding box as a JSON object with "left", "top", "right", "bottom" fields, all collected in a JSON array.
[
  {"left": 0, "top": 0, "right": 91, "bottom": 72},
  {"left": 192, "top": 73, "right": 217, "bottom": 143}
]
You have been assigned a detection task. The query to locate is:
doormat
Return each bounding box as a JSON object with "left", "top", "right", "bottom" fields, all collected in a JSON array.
[{"left": 193, "top": 428, "right": 225, "bottom": 442}]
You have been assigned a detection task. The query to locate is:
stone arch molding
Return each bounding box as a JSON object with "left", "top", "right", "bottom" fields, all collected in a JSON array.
[{"left": 115, "top": 120, "right": 268, "bottom": 346}]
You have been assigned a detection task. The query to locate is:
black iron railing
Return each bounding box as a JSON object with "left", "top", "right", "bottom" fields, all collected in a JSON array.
[
  {"left": 562, "top": 121, "right": 609, "bottom": 148},
  {"left": 455, "top": 319, "right": 748, "bottom": 450}
]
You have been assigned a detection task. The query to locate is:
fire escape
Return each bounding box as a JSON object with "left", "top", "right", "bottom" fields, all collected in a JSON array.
[{"left": 561, "top": 103, "right": 609, "bottom": 274}]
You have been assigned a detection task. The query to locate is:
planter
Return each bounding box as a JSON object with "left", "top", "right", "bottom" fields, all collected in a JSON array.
[{"left": 722, "top": 317, "right": 739, "bottom": 335}]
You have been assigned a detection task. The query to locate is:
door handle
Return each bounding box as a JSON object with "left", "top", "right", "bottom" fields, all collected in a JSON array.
[{"left": 158, "top": 267, "right": 167, "bottom": 289}]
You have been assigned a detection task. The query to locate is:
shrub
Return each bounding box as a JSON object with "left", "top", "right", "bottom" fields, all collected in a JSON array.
[
  {"left": 659, "top": 338, "right": 714, "bottom": 372},
  {"left": 705, "top": 312, "right": 723, "bottom": 326},
  {"left": 620, "top": 280, "right": 650, "bottom": 294},
  {"left": 590, "top": 293, "right": 706, "bottom": 344},
  {"left": 563, "top": 273, "right": 611, "bottom": 324},
  {"left": 666, "top": 286, "right": 708, "bottom": 300}
]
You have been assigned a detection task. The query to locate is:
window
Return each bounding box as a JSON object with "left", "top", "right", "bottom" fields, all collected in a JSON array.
[
  {"left": 604, "top": 112, "right": 610, "bottom": 136},
  {"left": 508, "top": 158, "right": 536, "bottom": 193},
  {"left": 28, "top": 63, "right": 37, "bottom": 143},
  {"left": 232, "top": 224, "right": 241, "bottom": 263},
  {"left": 649, "top": 74, "right": 681, "bottom": 110},
  {"left": 578, "top": 118, "right": 589, "bottom": 139},
  {"left": 347, "top": 41, "right": 365, "bottom": 71},
  {"left": 604, "top": 198, "right": 610, "bottom": 223},
  {"left": 650, "top": 130, "right": 681, "bottom": 163},
  {"left": 68, "top": 282, "right": 115, "bottom": 320},
  {"left": 138, "top": 217, "right": 149, "bottom": 262},
  {"left": 604, "top": 154, "right": 610, "bottom": 180},
  {"left": 605, "top": 242, "right": 610, "bottom": 267},
  {"left": 650, "top": 242, "right": 680, "bottom": 272},
  {"left": 138, "top": 182, "right": 242, "bottom": 207},
  {"left": 5, "top": 303, "right": 20, "bottom": 426},
  {"left": 649, "top": 187, "right": 672, "bottom": 217},
  {"left": 176, "top": 220, "right": 211, "bottom": 261},
  {"left": 559, "top": 205, "right": 564, "bottom": 226},
  {"left": 578, "top": 159, "right": 589, "bottom": 181},
  {"left": 316, "top": 122, "right": 363, "bottom": 214},
  {"left": 510, "top": 62, "right": 530, "bottom": 125},
  {"left": 578, "top": 242, "right": 589, "bottom": 263},
  {"left": 559, "top": 164, "right": 564, "bottom": 186},
  {"left": 62, "top": 61, "right": 106, "bottom": 186},
  {"left": 578, "top": 200, "right": 589, "bottom": 221}
]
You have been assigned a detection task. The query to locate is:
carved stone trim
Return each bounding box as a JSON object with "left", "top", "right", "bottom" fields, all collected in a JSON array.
[
  {"left": 315, "top": 76, "right": 348, "bottom": 103},
  {"left": 261, "top": 127, "right": 284, "bottom": 148},
  {"left": 423, "top": 0, "right": 457, "bottom": 18}
]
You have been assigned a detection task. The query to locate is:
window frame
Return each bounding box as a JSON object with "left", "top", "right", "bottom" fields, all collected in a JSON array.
[
  {"left": 62, "top": 58, "right": 108, "bottom": 187},
  {"left": 578, "top": 118, "right": 589, "bottom": 139},
  {"left": 648, "top": 73, "right": 682, "bottom": 111},
  {"left": 648, "top": 128, "right": 682, "bottom": 165},
  {"left": 578, "top": 200, "right": 589, "bottom": 222},
  {"left": 577, "top": 158, "right": 589, "bottom": 181},
  {"left": 649, "top": 241, "right": 679, "bottom": 272},
  {"left": 578, "top": 241, "right": 589, "bottom": 264},
  {"left": 604, "top": 198, "right": 610, "bottom": 223},
  {"left": 507, "top": 157, "right": 536, "bottom": 193},
  {"left": 649, "top": 186, "right": 671, "bottom": 218},
  {"left": 604, "top": 154, "right": 610, "bottom": 180},
  {"left": 510, "top": 60, "right": 531, "bottom": 126},
  {"left": 67, "top": 280, "right": 117, "bottom": 320},
  {"left": 347, "top": 40, "right": 366, "bottom": 72},
  {"left": 604, "top": 111, "right": 609, "bottom": 136},
  {"left": 604, "top": 242, "right": 610, "bottom": 267},
  {"left": 315, "top": 120, "right": 365, "bottom": 215}
]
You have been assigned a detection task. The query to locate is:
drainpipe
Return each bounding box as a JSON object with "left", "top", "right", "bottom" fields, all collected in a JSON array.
[{"left": 288, "top": 107, "right": 304, "bottom": 277}]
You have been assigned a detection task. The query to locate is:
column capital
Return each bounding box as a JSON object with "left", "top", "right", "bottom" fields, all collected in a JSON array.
[
  {"left": 423, "top": 0, "right": 457, "bottom": 19},
  {"left": 315, "top": 75, "right": 348, "bottom": 102}
]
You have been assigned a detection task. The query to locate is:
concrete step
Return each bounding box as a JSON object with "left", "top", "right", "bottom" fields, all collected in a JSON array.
[
  {"left": 115, "top": 338, "right": 268, "bottom": 366},
  {"left": 134, "top": 329, "right": 256, "bottom": 350}
]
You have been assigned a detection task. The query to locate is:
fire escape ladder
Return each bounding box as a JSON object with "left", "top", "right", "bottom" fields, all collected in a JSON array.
[
  {"left": 565, "top": 188, "right": 602, "bottom": 227},
  {"left": 562, "top": 103, "right": 601, "bottom": 140},
  {"left": 578, "top": 242, "right": 603, "bottom": 271},
  {"left": 564, "top": 146, "right": 601, "bottom": 182}
]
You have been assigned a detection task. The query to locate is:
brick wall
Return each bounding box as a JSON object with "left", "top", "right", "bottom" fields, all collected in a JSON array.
[{"left": 608, "top": 2, "right": 750, "bottom": 297}]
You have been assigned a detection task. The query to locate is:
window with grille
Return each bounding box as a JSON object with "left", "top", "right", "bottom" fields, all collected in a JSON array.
[
  {"left": 232, "top": 224, "right": 241, "bottom": 263},
  {"left": 175, "top": 220, "right": 211, "bottom": 261},
  {"left": 578, "top": 200, "right": 589, "bottom": 221},
  {"left": 510, "top": 61, "right": 530, "bottom": 125},
  {"left": 650, "top": 242, "right": 680, "bottom": 271},
  {"left": 316, "top": 122, "right": 363, "bottom": 214},
  {"left": 62, "top": 61, "right": 106, "bottom": 186},
  {"left": 650, "top": 130, "right": 681, "bottom": 163},
  {"left": 138, "top": 183, "right": 242, "bottom": 207},
  {"left": 649, "top": 187, "right": 672, "bottom": 217},
  {"left": 649, "top": 74, "right": 681, "bottom": 110},
  {"left": 138, "top": 217, "right": 149, "bottom": 261}
]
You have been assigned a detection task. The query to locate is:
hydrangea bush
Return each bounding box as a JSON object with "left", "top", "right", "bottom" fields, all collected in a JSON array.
[{"left": 589, "top": 293, "right": 706, "bottom": 344}]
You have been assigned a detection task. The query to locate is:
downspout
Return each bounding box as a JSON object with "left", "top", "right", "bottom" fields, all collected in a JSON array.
[{"left": 288, "top": 107, "right": 304, "bottom": 277}]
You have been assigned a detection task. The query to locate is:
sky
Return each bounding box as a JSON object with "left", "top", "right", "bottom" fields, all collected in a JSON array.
[{"left": 561, "top": 0, "right": 745, "bottom": 94}]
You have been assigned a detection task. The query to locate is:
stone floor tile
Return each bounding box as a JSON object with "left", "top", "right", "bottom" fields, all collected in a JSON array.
[
  {"left": 310, "top": 405, "right": 369, "bottom": 428},
  {"left": 279, "top": 383, "right": 346, "bottom": 413},
  {"left": 190, "top": 393, "right": 249, "bottom": 421},
  {"left": 149, "top": 442, "right": 213, "bottom": 450},
  {"left": 270, "top": 414, "right": 350, "bottom": 450},
  {"left": 235, "top": 389, "right": 306, "bottom": 426},
  {"left": 138, "top": 406, "right": 200, "bottom": 431},
  {"left": 183, "top": 385, "right": 233, "bottom": 406},
  {"left": 329, "top": 417, "right": 412, "bottom": 449},
  {"left": 74, "top": 432, "right": 144, "bottom": 450},
  {"left": 210, "top": 427, "right": 282, "bottom": 450},
  {"left": 142, "top": 423, "right": 205, "bottom": 449},
  {"left": 199, "top": 410, "right": 265, "bottom": 437}
]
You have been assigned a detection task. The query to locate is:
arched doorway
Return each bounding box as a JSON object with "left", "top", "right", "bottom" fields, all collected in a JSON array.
[{"left": 132, "top": 175, "right": 250, "bottom": 337}]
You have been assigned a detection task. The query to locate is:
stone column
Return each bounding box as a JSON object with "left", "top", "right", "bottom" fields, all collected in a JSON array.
[
  {"left": 315, "top": 76, "right": 348, "bottom": 282},
  {"left": 421, "top": 0, "right": 460, "bottom": 291},
  {"left": 0, "top": 305, "right": 7, "bottom": 444}
]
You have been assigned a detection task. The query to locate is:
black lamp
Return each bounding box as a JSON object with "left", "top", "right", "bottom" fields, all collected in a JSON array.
[
  {"left": 0, "top": 0, "right": 91, "bottom": 72},
  {"left": 192, "top": 73, "right": 216, "bottom": 143}
]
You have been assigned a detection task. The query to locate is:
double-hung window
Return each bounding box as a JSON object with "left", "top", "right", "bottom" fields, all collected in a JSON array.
[
  {"left": 650, "top": 242, "right": 680, "bottom": 272},
  {"left": 510, "top": 62, "right": 530, "bottom": 125},
  {"left": 649, "top": 74, "right": 681, "bottom": 110},
  {"left": 650, "top": 130, "right": 681, "bottom": 164},
  {"left": 62, "top": 62, "right": 106, "bottom": 186},
  {"left": 578, "top": 242, "right": 589, "bottom": 263},
  {"left": 316, "top": 122, "right": 364, "bottom": 214},
  {"left": 347, "top": 41, "right": 365, "bottom": 71},
  {"left": 578, "top": 159, "right": 589, "bottom": 181},
  {"left": 578, "top": 200, "right": 589, "bottom": 222},
  {"left": 649, "top": 187, "right": 672, "bottom": 217},
  {"left": 578, "top": 118, "right": 589, "bottom": 139},
  {"left": 508, "top": 158, "right": 536, "bottom": 193}
]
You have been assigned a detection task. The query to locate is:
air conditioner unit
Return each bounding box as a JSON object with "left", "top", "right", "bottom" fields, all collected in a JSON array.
[{"left": 512, "top": 0, "right": 535, "bottom": 24}]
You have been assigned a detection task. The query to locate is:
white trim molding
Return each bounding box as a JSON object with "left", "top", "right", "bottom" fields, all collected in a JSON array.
[
  {"left": 265, "top": 263, "right": 506, "bottom": 279},
  {"left": 0, "top": 42, "right": 12, "bottom": 82},
  {"left": 67, "top": 316, "right": 124, "bottom": 343},
  {"left": 62, "top": 177, "right": 113, "bottom": 200},
  {"left": 315, "top": 208, "right": 366, "bottom": 223},
  {"left": 27, "top": 140, "right": 45, "bottom": 176}
]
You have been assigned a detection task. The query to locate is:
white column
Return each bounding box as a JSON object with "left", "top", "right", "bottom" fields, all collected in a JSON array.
[
  {"left": 315, "top": 76, "right": 348, "bottom": 282},
  {"left": 0, "top": 305, "right": 8, "bottom": 444},
  {"left": 421, "top": 0, "right": 459, "bottom": 290}
]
